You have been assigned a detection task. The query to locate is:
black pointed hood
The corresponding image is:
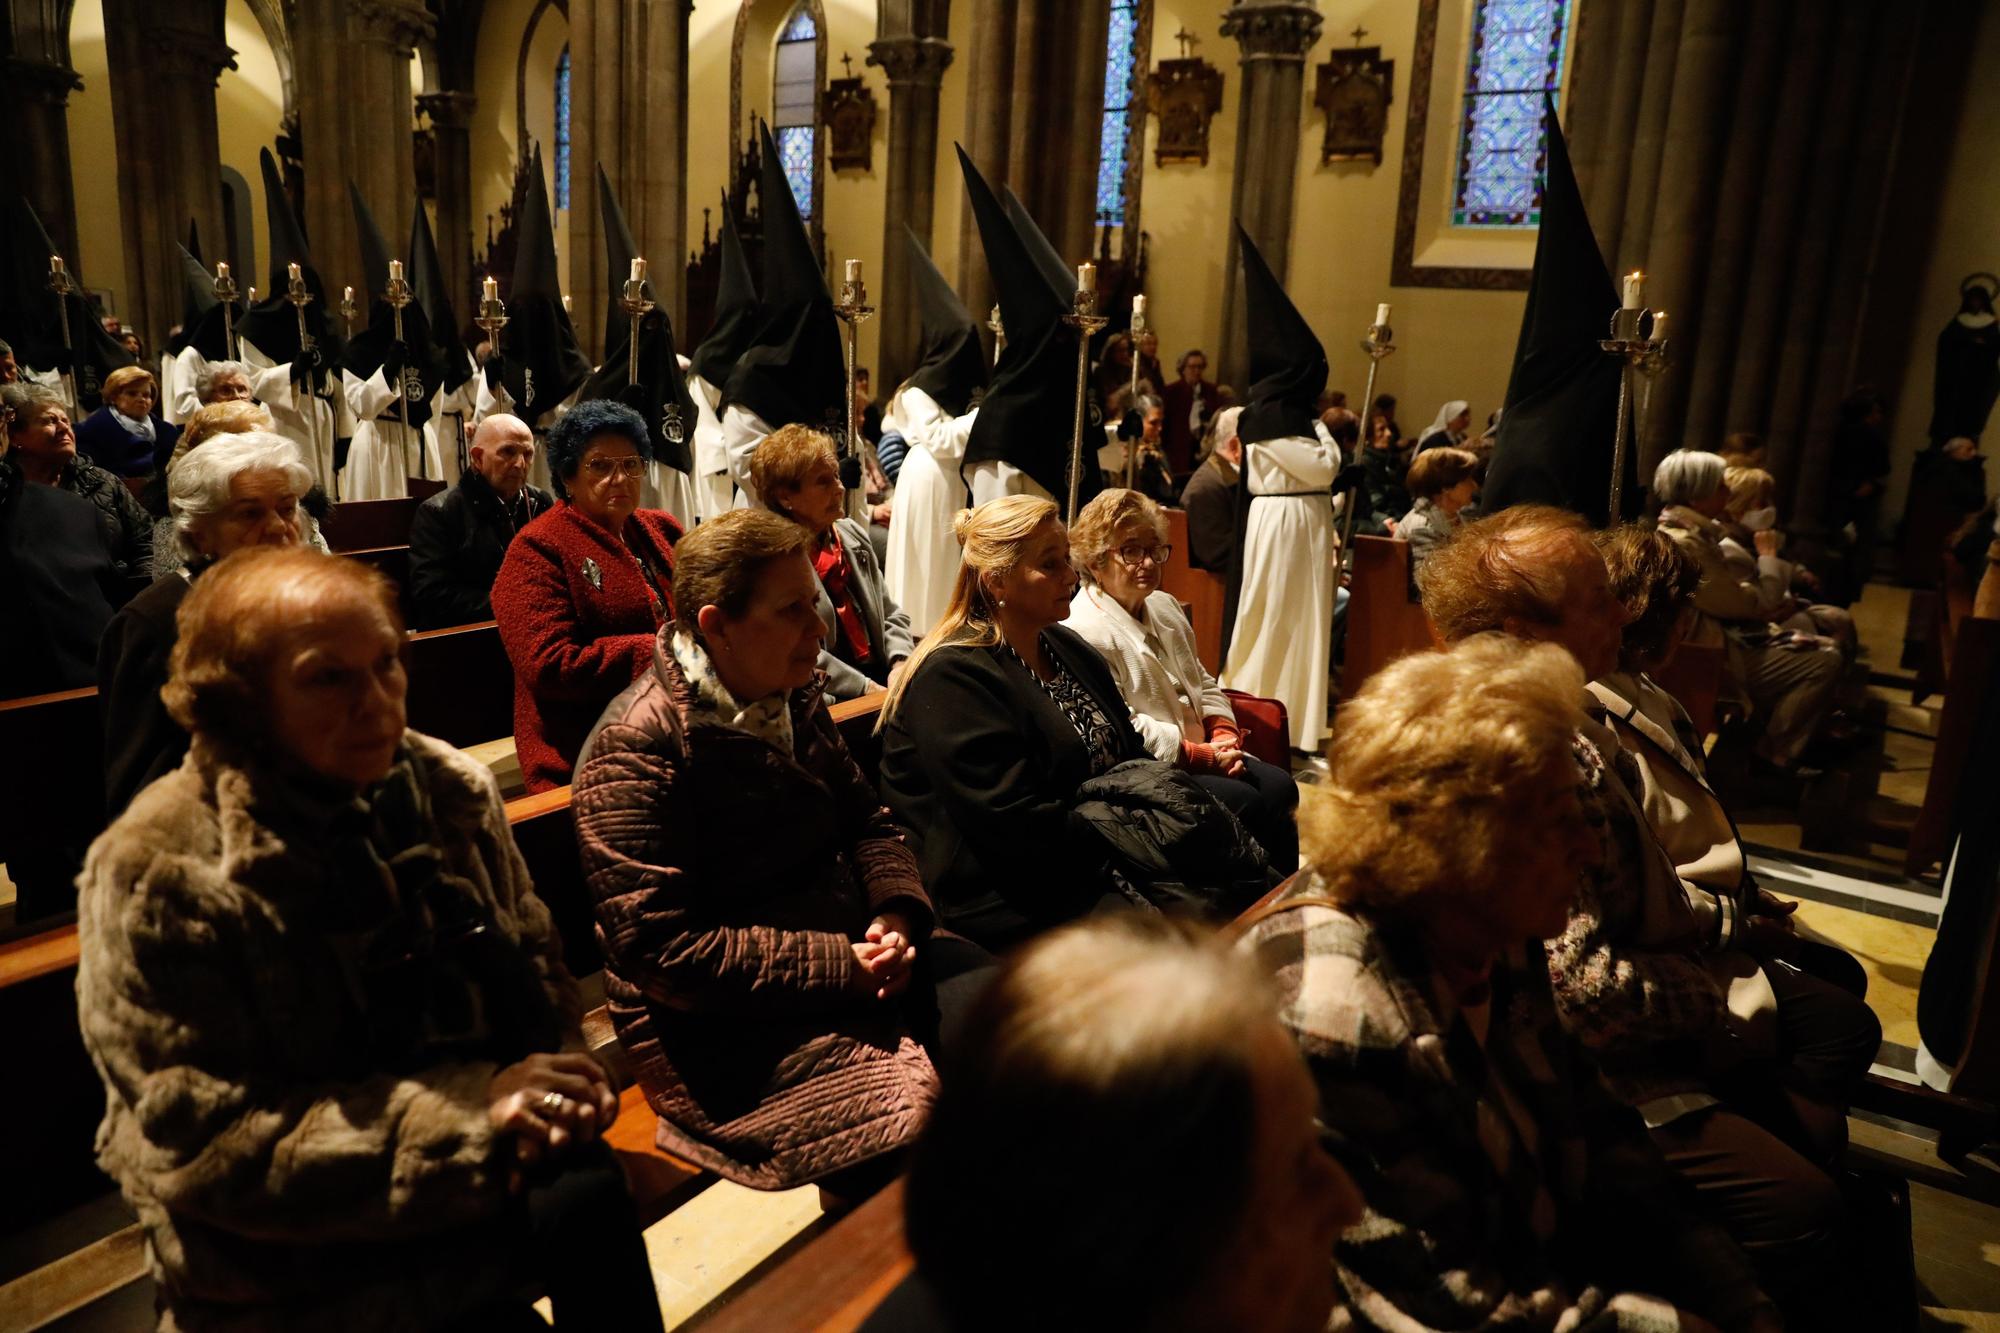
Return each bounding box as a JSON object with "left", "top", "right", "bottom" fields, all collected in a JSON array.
[
  {"left": 689, "top": 190, "right": 761, "bottom": 389},
  {"left": 238, "top": 148, "right": 337, "bottom": 377},
  {"left": 0, "top": 194, "right": 135, "bottom": 405},
  {"left": 1002, "top": 186, "right": 1074, "bottom": 303},
  {"left": 956, "top": 146, "right": 1096, "bottom": 508},
  {"left": 597, "top": 164, "right": 656, "bottom": 361},
  {"left": 580, "top": 307, "right": 699, "bottom": 475},
  {"left": 1234, "top": 225, "right": 1326, "bottom": 444},
  {"left": 411, "top": 198, "right": 471, "bottom": 394},
  {"left": 165, "top": 242, "right": 219, "bottom": 357},
  {"left": 498, "top": 144, "right": 592, "bottom": 423},
  {"left": 1482, "top": 96, "right": 1628, "bottom": 524},
  {"left": 901, "top": 224, "right": 984, "bottom": 418},
  {"left": 187, "top": 219, "right": 203, "bottom": 266},
  {"left": 349, "top": 181, "right": 395, "bottom": 299},
  {"left": 723, "top": 122, "right": 845, "bottom": 436},
  {"left": 342, "top": 184, "right": 435, "bottom": 426}
]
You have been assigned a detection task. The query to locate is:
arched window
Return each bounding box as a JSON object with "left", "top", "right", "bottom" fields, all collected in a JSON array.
[
  {"left": 554, "top": 45, "right": 572, "bottom": 210},
  {"left": 1096, "top": 0, "right": 1143, "bottom": 229},
  {"left": 772, "top": 4, "right": 818, "bottom": 220},
  {"left": 1451, "top": 0, "right": 1573, "bottom": 228}
]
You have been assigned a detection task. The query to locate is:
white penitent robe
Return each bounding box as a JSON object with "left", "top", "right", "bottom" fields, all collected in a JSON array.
[
  {"left": 722, "top": 402, "right": 773, "bottom": 509},
  {"left": 689, "top": 375, "right": 735, "bottom": 522},
  {"left": 966, "top": 460, "right": 1053, "bottom": 508},
  {"left": 1220, "top": 432, "right": 1337, "bottom": 753},
  {"left": 159, "top": 353, "right": 187, "bottom": 425},
  {"left": 170, "top": 345, "right": 211, "bottom": 422},
  {"left": 341, "top": 367, "right": 443, "bottom": 501},
  {"left": 883, "top": 386, "right": 977, "bottom": 636},
  {"left": 238, "top": 337, "right": 348, "bottom": 496}
]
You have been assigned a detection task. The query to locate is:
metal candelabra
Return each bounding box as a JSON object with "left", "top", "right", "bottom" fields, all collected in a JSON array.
[
  {"left": 339, "top": 286, "right": 358, "bottom": 343},
  {"left": 384, "top": 262, "right": 421, "bottom": 479},
  {"left": 1599, "top": 306, "right": 1669, "bottom": 522},
  {"left": 46, "top": 255, "right": 79, "bottom": 420},
  {"left": 621, "top": 259, "right": 654, "bottom": 389},
  {"left": 1338, "top": 318, "right": 1398, "bottom": 572},
  {"left": 285, "top": 263, "right": 332, "bottom": 494},
  {"left": 212, "top": 263, "right": 240, "bottom": 361},
  {"left": 1125, "top": 296, "right": 1148, "bottom": 489},
  {"left": 834, "top": 262, "right": 875, "bottom": 489},
  {"left": 987, "top": 304, "right": 1006, "bottom": 366},
  {"left": 1061, "top": 273, "right": 1111, "bottom": 525}
]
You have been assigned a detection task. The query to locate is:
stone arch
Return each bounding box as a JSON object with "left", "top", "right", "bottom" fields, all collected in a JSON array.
[
  {"left": 729, "top": 0, "right": 826, "bottom": 250},
  {"left": 238, "top": 0, "right": 295, "bottom": 124}
]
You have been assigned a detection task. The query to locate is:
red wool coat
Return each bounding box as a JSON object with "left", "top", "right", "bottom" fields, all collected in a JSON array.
[{"left": 492, "top": 502, "right": 684, "bottom": 792}]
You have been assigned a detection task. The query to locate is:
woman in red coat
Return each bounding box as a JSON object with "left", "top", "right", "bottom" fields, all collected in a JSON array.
[{"left": 493, "top": 401, "right": 685, "bottom": 791}]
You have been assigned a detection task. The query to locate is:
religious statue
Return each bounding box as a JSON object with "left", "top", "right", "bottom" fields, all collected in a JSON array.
[
  {"left": 1315, "top": 28, "right": 1394, "bottom": 167},
  {"left": 822, "top": 54, "right": 877, "bottom": 173},
  {"left": 1930, "top": 272, "right": 2000, "bottom": 446},
  {"left": 1146, "top": 29, "right": 1224, "bottom": 167}
]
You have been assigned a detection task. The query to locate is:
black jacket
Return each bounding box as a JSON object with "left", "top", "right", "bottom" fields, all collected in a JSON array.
[
  {"left": 0, "top": 463, "right": 121, "bottom": 696},
  {"left": 97, "top": 566, "right": 196, "bottom": 815},
  {"left": 1179, "top": 458, "right": 1238, "bottom": 573},
  {"left": 58, "top": 455, "right": 154, "bottom": 579},
  {"left": 879, "top": 624, "right": 1147, "bottom": 952},
  {"left": 75, "top": 406, "right": 178, "bottom": 479},
  {"left": 407, "top": 468, "right": 553, "bottom": 628},
  {"left": 1072, "top": 759, "right": 1277, "bottom": 917}
]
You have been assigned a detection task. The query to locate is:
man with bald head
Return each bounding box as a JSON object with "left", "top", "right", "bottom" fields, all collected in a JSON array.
[{"left": 408, "top": 413, "right": 552, "bottom": 627}]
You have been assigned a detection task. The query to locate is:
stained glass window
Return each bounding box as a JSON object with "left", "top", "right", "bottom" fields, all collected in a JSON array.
[
  {"left": 1096, "top": 0, "right": 1142, "bottom": 226},
  {"left": 773, "top": 4, "right": 817, "bottom": 220},
  {"left": 1451, "top": 0, "right": 1572, "bottom": 228},
  {"left": 554, "top": 46, "right": 572, "bottom": 210}
]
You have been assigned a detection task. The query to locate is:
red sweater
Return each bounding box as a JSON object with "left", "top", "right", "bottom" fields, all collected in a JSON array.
[{"left": 492, "top": 502, "right": 684, "bottom": 792}]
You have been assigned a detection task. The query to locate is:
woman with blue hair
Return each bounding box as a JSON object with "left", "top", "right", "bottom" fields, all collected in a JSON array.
[{"left": 493, "top": 400, "right": 686, "bottom": 791}]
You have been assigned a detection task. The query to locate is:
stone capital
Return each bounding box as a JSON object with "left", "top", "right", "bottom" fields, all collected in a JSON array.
[
  {"left": 417, "top": 90, "right": 477, "bottom": 130},
  {"left": 865, "top": 35, "right": 954, "bottom": 87},
  {"left": 1219, "top": 2, "right": 1323, "bottom": 63},
  {"left": 144, "top": 27, "right": 239, "bottom": 86},
  {"left": 0, "top": 55, "right": 82, "bottom": 104},
  {"left": 348, "top": 0, "right": 436, "bottom": 56}
]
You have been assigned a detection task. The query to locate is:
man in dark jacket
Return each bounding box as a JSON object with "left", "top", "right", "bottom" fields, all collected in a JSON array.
[
  {"left": 407, "top": 413, "right": 552, "bottom": 627},
  {"left": 1180, "top": 404, "right": 1243, "bottom": 572}
]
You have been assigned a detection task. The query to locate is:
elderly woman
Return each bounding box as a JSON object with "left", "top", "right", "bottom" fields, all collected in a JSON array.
[
  {"left": 2, "top": 381, "right": 152, "bottom": 577},
  {"left": 77, "top": 547, "right": 662, "bottom": 1332},
  {"left": 1413, "top": 398, "right": 1472, "bottom": 453},
  {"left": 493, "top": 400, "right": 683, "bottom": 791},
  {"left": 147, "top": 400, "right": 332, "bottom": 578},
  {"left": 1396, "top": 445, "right": 1481, "bottom": 570},
  {"left": 891, "top": 915, "right": 1362, "bottom": 1332},
  {"left": 172, "top": 357, "right": 255, "bottom": 420},
  {"left": 1720, "top": 465, "right": 1855, "bottom": 652},
  {"left": 750, "top": 424, "right": 913, "bottom": 700},
  {"left": 74, "top": 364, "right": 179, "bottom": 477},
  {"left": 97, "top": 430, "right": 313, "bottom": 815},
  {"left": 575, "top": 510, "right": 989, "bottom": 1196},
  {"left": 1240, "top": 637, "right": 1779, "bottom": 1333},
  {"left": 1420, "top": 507, "right": 1881, "bottom": 1329},
  {"left": 1064, "top": 488, "right": 1298, "bottom": 871},
  {"left": 1653, "top": 449, "right": 1842, "bottom": 771}
]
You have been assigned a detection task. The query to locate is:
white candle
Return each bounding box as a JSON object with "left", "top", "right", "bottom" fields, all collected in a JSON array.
[
  {"left": 1375, "top": 302, "right": 1392, "bottom": 327},
  {"left": 483, "top": 276, "right": 499, "bottom": 301},
  {"left": 631, "top": 257, "right": 647, "bottom": 282},
  {"left": 50, "top": 254, "right": 65, "bottom": 276},
  {"left": 1622, "top": 271, "right": 1644, "bottom": 310},
  {"left": 1134, "top": 294, "right": 1148, "bottom": 316},
  {"left": 343, "top": 285, "right": 355, "bottom": 304},
  {"left": 562, "top": 293, "right": 573, "bottom": 313},
  {"left": 844, "top": 258, "right": 863, "bottom": 284},
  {"left": 217, "top": 262, "right": 231, "bottom": 281},
  {"left": 288, "top": 262, "right": 302, "bottom": 283},
  {"left": 389, "top": 259, "right": 404, "bottom": 283},
  {"left": 247, "top": 287, "right": 258, "bottom": 303},
  {"left": 1649, "top": 311, "right": 1668, "bottom": 342},
  {"left": 1077, "top": 262, "right": 1096, "bottom": 295}
]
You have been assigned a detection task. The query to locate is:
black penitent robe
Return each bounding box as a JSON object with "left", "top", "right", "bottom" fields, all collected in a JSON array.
[{"left": 1930, "top": 315, "right": 2000, "bottom": 445}]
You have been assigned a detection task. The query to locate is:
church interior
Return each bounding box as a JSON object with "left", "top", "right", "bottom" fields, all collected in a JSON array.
[{"left": 3, "top": 0, "right": 2000, "bottom": 1328}]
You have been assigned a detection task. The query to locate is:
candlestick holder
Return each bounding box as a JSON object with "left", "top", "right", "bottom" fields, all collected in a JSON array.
[
  {"left": 383, "top": 266, "right": 421, "bottom": 479},
  {"left": 1337, "top": 320, "right": 1398, "bottom": 570},
  {"left": 1125, "top": 300, "right": 1149, "bottom": 489},
  {"left": 1061, "top": 289, "right": 1112, "bottom": 524},
  {"left": 213, "top": 264, "right": 241, "bottom": 361},
  {"left": 834, "top": 272, "right": 876, "bottom": 485},
  {"left": 47, "top": 256, "right": 80, "bottom": 419},
  {"left": 987, "top": 304, "right": 1006, "bottom": 366},
  {"left": 1599, "top": 307, "right": 1668, "bottom": 521},
  {"left": 620, "top": 269, "right": 655, "bottom": 390},
  {"left": 339, "top": 287, "right": 358, "bottom": 342}
]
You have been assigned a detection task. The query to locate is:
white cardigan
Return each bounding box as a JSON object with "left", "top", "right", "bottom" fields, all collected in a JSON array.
[{"left": 1063, "top": 585, "right": 1235, "bottom": 762}]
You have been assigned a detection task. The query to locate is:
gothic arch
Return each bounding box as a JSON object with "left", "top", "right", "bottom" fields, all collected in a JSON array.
[
  {"left": 515, "top": 0, "right": 568, "bottom": 152},
  {"left": 729, "top": 0, "right": 826, "bottom": 251},
  {"left": 238, "top": 0, "right": 295, "bottom": 124}
]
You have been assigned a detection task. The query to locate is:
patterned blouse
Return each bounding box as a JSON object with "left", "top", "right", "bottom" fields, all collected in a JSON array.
[{"left": 1008, "top": 636, "right": 1124, "bottom": 777}]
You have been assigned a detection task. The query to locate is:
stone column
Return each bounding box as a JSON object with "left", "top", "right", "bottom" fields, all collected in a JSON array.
[
  {"left": 955, "top": 0, "right": 1016, "bottom": 330},
  {"left": 292, "top": 0, "right": 357, "bottom": 301},
  {"left": 869, "top": 17, "right": 954, "bottom": 391},
  {"left": 418, "top": 90, "right": 478, "bottom": 321},
  {"left": 0, "top": 17, "right": 84, "bottom": 265},
  {"left": 1217, "top": 2, "right": 1321, "bottom": 387},
  {"left": 348, "top": 0, "right": 432, "bottom": 276},
  {"left": 102, "top": 0, "right": 234, "bottom": 351}
]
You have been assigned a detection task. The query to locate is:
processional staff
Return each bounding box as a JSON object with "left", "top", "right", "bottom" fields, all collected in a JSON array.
[
  {"left": 384, "top": 258, "right": 422, "bottom": 480},
  {"left": 1062, "top": 263, "right": 1110, "bottom": 525},
  {"left": 46, "top": 254, "right": 80, "bottom": 420},
  {"left": 621, "top": 258, "right": 653, "bottom": 389},
  {"left": 833, "top": 259, "right": 875, "bottom": 491},
  {"left": 1600, "top": 270, "right": 1669, "bottom": 522},
  {"left": 213, "top": 262, "right": 240, "bottom": 362},
  {"left": 1125, "top": 294, "right": 1148, "bottom": 489},
  {"left": 988, "top": 304, "right": 1006, "bottom": 366},
  {"left": 1337, "top": 303, "right": 1397, "bottom": 574},
  {"left": 285, "top": 262, "right": 334, "bottom": 495},
  {"left": 340, "top": 286, "right": 358, "bottom": 343}
]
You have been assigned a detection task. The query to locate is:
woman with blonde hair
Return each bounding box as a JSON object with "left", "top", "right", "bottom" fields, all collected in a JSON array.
[
  {"left": 74, "top": 363, "right": 178, "bottom": 477},
  {"left": 1239, "top": 636, "right": 1778, "bottom": 1333}
]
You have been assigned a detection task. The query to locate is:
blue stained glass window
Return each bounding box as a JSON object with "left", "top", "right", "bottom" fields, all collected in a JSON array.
[
  {"left": 1096, "top": 0, "right": 1141, "bottom": 225},
  {"left": 772, "top": 3, "right": 817, "bottom": 219},
  {"left": 776, "top": 125, "right": 816, "bottom": 219},
  {"left": 554, "top": 46, "right": 572, "bottom": 210},
  {"left": 1451, "top": 0, "right": 1572, "bottom": 228},
  {"left": 780, "top": 7, "right": 816, "bottom": 43}
]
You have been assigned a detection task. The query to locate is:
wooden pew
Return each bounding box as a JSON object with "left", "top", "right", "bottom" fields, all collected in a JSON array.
[
  {"left": 319, "top": 497, "right": 416, "bottom": 552},
  {"left": 1157, "top": 507, "right": 1226, "bottom": 673},
  {"left": 407, "top": 476, "right": 448, "bottom": 503},
  {"left": 1342, "top": 535, "right": 1436, "bottom": 700},
  {"left": 0, "top": 686, "right": 104, "bottom": 928},
  {"left": 403, "top": 620, "right": 513, "bottom": 749}
]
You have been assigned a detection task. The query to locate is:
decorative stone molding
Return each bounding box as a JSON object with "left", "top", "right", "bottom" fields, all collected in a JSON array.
[
  {"left": 1219, "top": 3, "right": 1323, "bottom": 64},
  {"left": 143, "top": 27, "right": 239, "bottom": 86},
  {"left": 349, "top": 0, "right": 436, "bottom": 56},
  {"left": 0, "top": 56, "right": 83, "bottom": 104},
  {"left": 865, "top": 35, "right": 953, "bottom": 87},
  {"left": 416, "top": 89, "right": 477, "bottom": 130}
]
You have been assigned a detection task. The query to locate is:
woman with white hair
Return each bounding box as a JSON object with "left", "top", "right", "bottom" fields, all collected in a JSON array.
[
  {"left": 97, "top": 429, "right": 314, "bottom": 814},
  {"left": 1653, "top": 449, "right": 1843, "bottom": 771},
  {"left": 1413, "top": 399, "right": 1472, "bottom": 453}
]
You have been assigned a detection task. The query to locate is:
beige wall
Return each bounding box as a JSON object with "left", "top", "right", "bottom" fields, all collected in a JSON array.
[
  {"left": 64, "top": 0, "right": 125, "bottom": 318},
  {"left": 470, "top": 0, "right": 569, "bottom": 291},
  {"left": 1882, "top": 0, "right": 2000, "bottom": 523}
]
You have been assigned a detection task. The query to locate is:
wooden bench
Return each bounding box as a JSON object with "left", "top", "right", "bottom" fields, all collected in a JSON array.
[
  {"left": 320, "top": 497, "right": 418, "bottom": 552},
  {"left": 402, "top": 620, "right": 514, "bottom": 749},
  {"left": 1158, "top": 507, "right": 1226, "bottom": 673},
  {"left": 1342, "top": 535, "right": 1437, "bottom": 700}
]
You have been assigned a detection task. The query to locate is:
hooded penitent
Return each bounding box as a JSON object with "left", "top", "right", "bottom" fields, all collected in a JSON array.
[
  {"left": 723, "top": 123, "right": 846, "bottom": 439},
  {"left": 957, "top": 146, "right": 1096, "bottom": 510},
  {"left": 581, "top": 168, "right": 698, "bottom": 473},
  {"left": 238, "top": 149, "right": 339, "bottom": 386},
  {"left": 901, "top": 224, "right": 985, "bottom": 419},
  {"left": 0, "top": 195, "right": 136, "bottom": 406},
  {"left": 165, "top": 243, "right": 221, "bottom": 360},
  {"left": 688, "top": 191, "right": 761, "bottom": 391},
  {"left": 1220, "top": 224, "right": 1328, "bottom": 656},
  {"left": 1481, "top": 95, "right": 1627, "bottom": 525},
  {"left": 410, "top": 194, "right": 472, "bottom": 396},
  {"left": 498, "top": 145, "right": 592, "bottom": 423},
  {"left": 342, "top": 183, "right": 437, "bottom": 428}
]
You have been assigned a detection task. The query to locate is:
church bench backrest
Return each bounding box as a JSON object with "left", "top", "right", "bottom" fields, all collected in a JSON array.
[
  {"left": 1157, "top": 506, "right": 1226, "bottom": 672},
  {"left": 319, "top": 498, "right": 417, "bottom": 552},
  {"left": 402, "top": 620, "right": 512, "bottom": 749},
  {"left": 1344, "top": 536, "right": 1438, "bottom": 699},
  {"left": 828, "top": 692, "right": 887, "bottom": 785}
]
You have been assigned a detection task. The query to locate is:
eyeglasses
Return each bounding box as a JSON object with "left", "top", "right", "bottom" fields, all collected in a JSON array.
[
  {"left": 1113, "top": 543, "right": 1172, "bottom": 567},
  {"left": 582, "top": 456, "right": 646, "bottom": 480}
]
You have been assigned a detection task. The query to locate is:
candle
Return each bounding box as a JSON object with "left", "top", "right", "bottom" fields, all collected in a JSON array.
[
  {"left": 562, "top": 293, "right": 573, "bottom": 313},
  {"left": 247, "top": 287, "right": 258, "bottom": 303},
  {"left": 631, "top": 257, "right": 647, "bottom": 282},
  {"left": 217, "top": 262, "right": 231, "bottom": 281},
  {"left": 483, "top": 276, "right": 499, "bottom": 301},
  {"left": 844, "top": 258, "right": 862, "bottom": 285},
  {"left": 1134, "top": 294, "right": 1148, "bottom": 316},
  {"left": 1622, "top": 271, "right": 1644, "bottom": 310},
  {"left": 389, "top": 259, "right": 404, "bottom": 283},
  {"left": 49, "top": 255, "right": 65, "bottom": 276},
  {"left": 1077, "top": 262, "right": 1096, "bottom": 295},
  {"left": 1649, "top": 311, "right": 1668, "bottom": 342},
  {"left": 288, "top": 262, "right": 302, "bottom": 283},
  {"left": 1375, "top": 302, "right": 1392, "bottom": 327},
  {"left": 343, "top": 285, "right": 355, "bottom": 303}
]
